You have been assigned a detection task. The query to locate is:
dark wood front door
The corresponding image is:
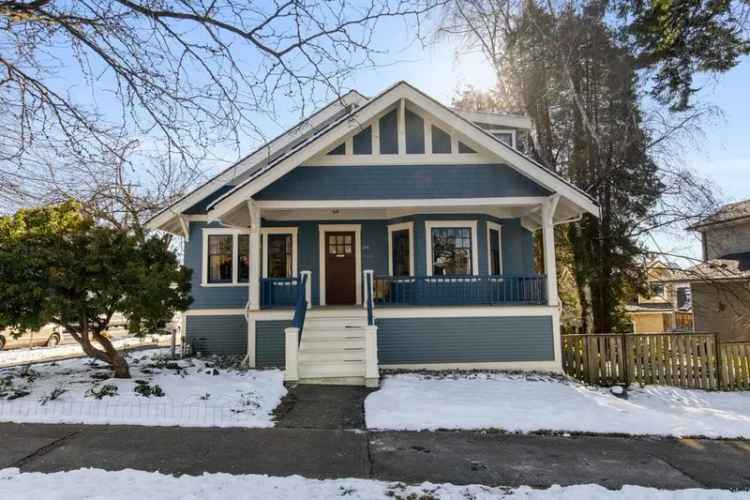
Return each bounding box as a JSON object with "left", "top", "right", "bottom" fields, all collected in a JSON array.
[{"left": 325, "top": 231, "right": 356, "bottom": 305}]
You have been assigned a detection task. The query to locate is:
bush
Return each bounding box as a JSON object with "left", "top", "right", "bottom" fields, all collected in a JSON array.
[
  {"left": 134, "top": 380, "right": 165, "bottom": 398},
  {"left": 86, "top": 384, "right": 119, "bottom": 399}
]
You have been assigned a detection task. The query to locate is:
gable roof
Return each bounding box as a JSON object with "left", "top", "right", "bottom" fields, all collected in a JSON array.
[
  {"left": 206, "top": 81, "right": 600, "bottom": 220},
  {"left": 146, "top": 89, "right": 368, "bottom": 233},
  {"left": 689, "top": 199, "right": 750, "bottom": 231}
]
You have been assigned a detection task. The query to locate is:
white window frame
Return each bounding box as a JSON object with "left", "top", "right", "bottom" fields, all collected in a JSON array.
[
  {"left": 202, "top": 228, "right": 243, "bottom": 287},
  {"left": 425, "top": 220, "right": 479, "bottom": 276},
  {"left": 261, "top": 227, "right": 299, "bottom": 279},
  {"left": 318, "top": 224, "right": 362, "bottom": 306},
  {"left": 387, "top": 221, "right": 415, "bottom": 277},
  {"left": 487, "top": 128, "right": 516, "bottom": 148},
  {"left": 486, "top": 221, "right": 504, "bottom": 275}
]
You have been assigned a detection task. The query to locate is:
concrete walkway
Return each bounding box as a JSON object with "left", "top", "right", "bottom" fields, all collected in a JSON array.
[{"left": 1, "top": 422, "right": 749, "bottom": 490}]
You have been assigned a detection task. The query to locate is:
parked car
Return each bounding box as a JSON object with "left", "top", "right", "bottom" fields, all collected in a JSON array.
[{"left": 0, "top": 324, "right": 64, "bottom": 351}]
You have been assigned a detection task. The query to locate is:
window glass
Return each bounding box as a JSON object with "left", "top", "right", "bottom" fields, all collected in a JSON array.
[
  {"left": 431, "top": 227, "right": 472, "bottom": 275},
  {"left": 328, "top": 143, "right": 345, "bottom": 155},
  {"left": 207, "top": 234, "right": 233, "bottom": 283},
  {"left": 238, "top": 234, "right": 250, "bottom": 283},
  {"left": 267, "top": 234, "right": 293, "bottom": 278},
  {"left": 493, "top": 132, "right": 514, "bottom": 146},
  {"left": 405, "top": 110, "right": 425, "bottom": 154},
  {"left": 458, "top": 142, "right": 476, "bottom": 154},
  {"left": 391, "top": 229, "right": 410, "bottom": 276},
  {"left": 489, "top": 228, "right": 501, "bottom": 275}
]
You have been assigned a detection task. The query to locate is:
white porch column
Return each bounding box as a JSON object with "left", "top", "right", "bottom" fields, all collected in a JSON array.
[
  {"left": 541, "top": 196, "right": 560, "bottom": 307},
  {"left": 284, "top": 327, "right": 299, "bottom": 383},
  {"left": 248, "top": 200, "right": 261, "bottom": 311}
]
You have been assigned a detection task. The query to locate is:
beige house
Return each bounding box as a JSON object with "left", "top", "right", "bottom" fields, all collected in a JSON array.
[
  {"left": 626, "top": 260, "right": 693, "bottom": 333},
  {"left": 680, "top": 200, "right": 750, "bottom": 342}
]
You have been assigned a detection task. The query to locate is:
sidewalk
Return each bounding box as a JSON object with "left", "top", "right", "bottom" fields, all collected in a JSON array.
[{"left": 1, "top": 422, "right": 749, "bottom": 490}]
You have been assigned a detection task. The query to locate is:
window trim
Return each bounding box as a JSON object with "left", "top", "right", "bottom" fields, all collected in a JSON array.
[
  {"left": 387, "top": 221, "right": 415, "bottom": 277},
  {"left": 425, "top": 220, "right": 479, "bottom": 276},
  {"left": 486, "top": 221, "right": 504, "bottom": 275},
  {"left": 202, "top": 228, "right": 242, "bottom": 287},
  {"left": 261, "top": 227, "right": 299, "bottom": 279}
]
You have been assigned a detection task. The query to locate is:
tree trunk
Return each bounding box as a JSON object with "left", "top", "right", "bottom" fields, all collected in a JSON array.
[
  {"left": 92, "top": 331, "right": 131, "bottom": 378},
  {"left": 69, "top": 317, "right": 131, "bottom": 378}
]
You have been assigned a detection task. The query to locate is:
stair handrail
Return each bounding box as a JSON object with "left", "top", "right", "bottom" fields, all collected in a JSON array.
[{"left": 292, "top": 272, "right": 309, "bottom": 344}]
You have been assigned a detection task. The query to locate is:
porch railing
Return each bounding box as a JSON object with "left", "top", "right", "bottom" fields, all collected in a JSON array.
[
  {"left": 372, "top": 274, "right": 547, "bottom": 306},
  {"left": 260, "top": 277, "right": 299, "bottom": 308},
  {"left": 292, "top": 272, "right": 309, "bottom": 344}
]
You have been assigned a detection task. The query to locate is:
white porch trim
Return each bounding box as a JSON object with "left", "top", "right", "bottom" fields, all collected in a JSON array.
[
  {"left": 256, "top": 197, "right": 547, "bottom": 210},
  {"left": 317, "top": 224, "right": 363, "bottom": 306}
]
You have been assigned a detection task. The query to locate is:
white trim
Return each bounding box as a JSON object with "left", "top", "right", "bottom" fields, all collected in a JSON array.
[
  {"left": 260, "top": 227, "right": 299, "bottom": 278},
  {"left": 208, "top": 82, "right": 598, "bottom": 220},
  {"left": 424, "top": 220, "right": 480, "bottom": 277},
  {"left": 387, "top": 221, "right": 415, "bottom": 277},
  {"left": 374, "top": 305, "right": 557, "bottom": 318},
  {"left": 201, "top": 228, "right": 245, "bottom": 287},
  {"left": 146, "top": 90, "right": 367, "bottom": 232},
  {"left": 184, "top": 308, "right": 247, "bottom": 316},
  {"left": 257, "top": 197, "right": 547, "bottom": 210},
  {"left": 486, "top": 221, "right": 503, "bottom": 275},
  {"left": 245, "top": 317, "right": 256, "bottom": 368},
  {"left": 452, "top": 109, "right": 533, "bottom": 130},
  {"left": 381, "top": 361, "right": 561, "bottom": 373},
  {"left": 318, "top": 224, "right": 363, "bottom": 306},
  {"left": 303, "top": 153, "right": 487, "bottom": 166}
]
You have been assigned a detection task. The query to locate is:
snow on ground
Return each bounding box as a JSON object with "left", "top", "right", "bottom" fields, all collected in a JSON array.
[
  {"left": 366, "top": 373, "right": 750, "bottom": 438},
  {"left": 0, "top": 334, "right": 169, "bottom": 368},
  {"left": 0, "top": 468, "right": 745, "bottom": 500},
  {"left": 0, "top": 349, "right": 285, "bottom": 427}
]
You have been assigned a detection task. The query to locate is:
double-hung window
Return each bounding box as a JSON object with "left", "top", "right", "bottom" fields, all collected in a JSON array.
[
  {"left": 486, "top": 222, "right": 503, "bottom": 275},
  {"left": 207, "top": 234, "right": 233, "bottom": 283},
  {"left": 203, "top": 229, "right": 250, "bottom": 286},
  {"left": 388, "top": 222, "right": 414, "bottom": 277},
  {"left": 261, "top": 228, "right": 298, "bottom": 279},
  {"left": 425, "top": 221, "right": 479, "bottom": 276}
]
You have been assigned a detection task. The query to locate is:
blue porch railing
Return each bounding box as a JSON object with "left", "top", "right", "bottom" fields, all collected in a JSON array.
[
  {"left": 292, "top": 273, "right": 308, "bottom": 343},
  {"left": 260, "top": 277, "right": 300, "bottom": 308},
  {"left": 372, "top": 274, "right": 547, "bottom": 306}
]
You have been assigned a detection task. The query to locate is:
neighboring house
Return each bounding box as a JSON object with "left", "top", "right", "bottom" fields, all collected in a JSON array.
[
  {"left": 625, "top": 260, "right": 693, "bottom": 333},
  {"left": 146, "top": 81, "right": 600, "bottom": 386},
  {"left": 681, "top": 200, "right": 750, "bottom": 342}
]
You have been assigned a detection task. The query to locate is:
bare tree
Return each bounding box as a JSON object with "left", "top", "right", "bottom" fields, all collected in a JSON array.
[{"left": 0, "top": 0, "right": 443, "bottom": 218}]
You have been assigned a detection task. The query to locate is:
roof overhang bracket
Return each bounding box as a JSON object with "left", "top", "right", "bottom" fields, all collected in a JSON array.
[{"left": 178, "top": 215, "right": 190, "bottom": 241}]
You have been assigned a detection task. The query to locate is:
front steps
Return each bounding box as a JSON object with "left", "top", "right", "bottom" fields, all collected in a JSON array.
[{"left": 293, "top": 308, "right": 377, "bottom": 387}]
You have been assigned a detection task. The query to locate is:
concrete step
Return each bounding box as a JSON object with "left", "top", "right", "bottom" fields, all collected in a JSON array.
[
  {"left": 302, "top": 326, "right": 366, "bottom": 338},
  {"left": 303, "top": 319, "right": 367, "bottom": 330},
  {"left": 300, "top": 338, "right": 365, "bottom": 350}
]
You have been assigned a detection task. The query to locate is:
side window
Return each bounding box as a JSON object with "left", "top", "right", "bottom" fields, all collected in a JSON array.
[
  {"left": 267, "top": 234, "right": 293, "bottom": 278},
  {"left": 238, "top": 234, "right": 250, "bottom": 283},
  {"left": 390, "top": 228, "right": 411, "bottom": 276},
  {"left": 487, "top": 225, "right": 503, "bottom": 275},
  {"left": 207, "top": 234, "right": 233, "bottom": 283}
]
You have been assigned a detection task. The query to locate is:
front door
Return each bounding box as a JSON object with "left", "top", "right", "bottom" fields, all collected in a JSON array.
[{"left": 325, "top": 231, "right": 356, "bottom": 305}]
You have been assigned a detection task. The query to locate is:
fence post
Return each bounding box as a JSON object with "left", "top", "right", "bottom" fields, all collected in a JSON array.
[
  {"left": 715, "top": 333, "right": 723, "bottom": 390},
  {"left": 621, "top": 333, "right": 630, "bottom": 386}
]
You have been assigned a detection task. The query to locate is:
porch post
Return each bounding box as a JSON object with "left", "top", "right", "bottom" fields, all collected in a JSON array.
[
  {"left": 541, "top": 196, "right": 560, "bottom": 307},
  {"left": 248, "top": 200, "right": 261, "bottom": 311}
]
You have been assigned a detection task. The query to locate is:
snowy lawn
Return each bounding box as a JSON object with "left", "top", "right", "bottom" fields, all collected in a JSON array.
[
  {"left": 0, "top": 468, "right": 745, "bottom": 500},
  {"left": 0, "top": 349, "right": 285, "bottom": 427},
  {"left": 0, "top": 334, "right": 169, "bottom": 368},
  {"left": 366, "top": 372, "right": 750, "bottom": 438}
]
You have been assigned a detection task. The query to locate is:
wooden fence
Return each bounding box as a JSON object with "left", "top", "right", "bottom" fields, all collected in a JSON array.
[{"left": 561, "top": 333, "right": 750, "bottom": 390}]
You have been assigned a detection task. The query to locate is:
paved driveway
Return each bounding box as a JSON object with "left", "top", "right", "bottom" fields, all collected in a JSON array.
[{"left": 1, "top": 422, "right": 749, "bottom": 490}]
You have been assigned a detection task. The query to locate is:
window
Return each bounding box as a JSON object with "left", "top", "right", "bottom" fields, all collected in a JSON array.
[
  {"left": 489, "top": 129, "right": 515, "bottom": 148},
  {"left": 328, "top": 143, "right": 345, "bottom": 155},
  {"left": 379, "top": 109, "right": 398, "bottom": 154},
  {"left": 238, "top": 235, "right": 250, "bottom": 283},
  {"left": 267, "top": 234, "right": 293, "bottom": 278},
  {"left": 487, "top": 222, "right": 503, "bottom": 275},
  {"left": 458, "top": 142, "right": 476, "bottom": 154},
  {"left": 425, "top": 221, "right": 478, "bottom": 276},
  {"left": 207, "top": 234, "right": 233, "bottom": 283},
  {"left": 261, "top": 228, "right": 298, "bottom": 279},
  {"left": 388, "top": 222, "right": 413, "bottom": 277},
  {"left": 352, "top": 126, "right": 372, "bottom": 155}
]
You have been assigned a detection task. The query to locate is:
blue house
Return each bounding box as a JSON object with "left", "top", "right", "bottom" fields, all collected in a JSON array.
[{"left": 147, "top": 82, "right": 599, "bottom": 386}]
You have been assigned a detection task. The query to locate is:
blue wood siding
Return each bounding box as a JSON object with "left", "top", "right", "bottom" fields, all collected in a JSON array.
[
  {"left": 185, "top": 215, "right": 534, "bottom": 310},
  {"left": 254, "top": 165, "right": 550, "bottom": 200},
  {"left": 256, "top": 320, "right": 291, "bottom": 367},
  {"left": 185, "top": 222, "right": 248, "bottom": 309},
  {"left": 375, "top": 316, "right": 554, "bottom": 364},
  {"left": 186, "top": 315, "right": 247, "bottom": 355}
]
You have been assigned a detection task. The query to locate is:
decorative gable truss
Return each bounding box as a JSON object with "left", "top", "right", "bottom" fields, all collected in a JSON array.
[{"left": 305, "top": 100, "right": 492, "bottom": 166}]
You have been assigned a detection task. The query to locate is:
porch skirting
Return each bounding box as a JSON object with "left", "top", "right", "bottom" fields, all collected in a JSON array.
[{"left": 183, "top": 306, "right": 561, "bottom": 372}]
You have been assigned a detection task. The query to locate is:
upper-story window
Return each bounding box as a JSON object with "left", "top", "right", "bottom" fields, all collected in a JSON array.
[{"left": 488, "top": 129, "right": 516, "bottom": 148}]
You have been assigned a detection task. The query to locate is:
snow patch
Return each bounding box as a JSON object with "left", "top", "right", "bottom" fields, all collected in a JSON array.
[
  {"left": 0, "top": 468, "right": 745, "bottom": 500},
  {"left": 366, "top": 373, "right": 750, "bottom": 438}
]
